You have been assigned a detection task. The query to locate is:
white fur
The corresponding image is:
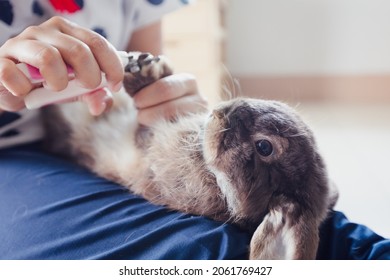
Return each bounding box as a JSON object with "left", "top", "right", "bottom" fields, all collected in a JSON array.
[
  {"left": 266, "top": 209, "right": 296, "bottom": 259},
  {"left": 58, "top": 92, "right": 144, "bottom": 183},
  {"left": 202, "top": 115, "right": 242, "bottom": 216},
  {"left": 250, "top": 206, "right": 297, "bottom": 259},
  {"left": 208, "top": 167, "right": 241, "bottom": 216}
]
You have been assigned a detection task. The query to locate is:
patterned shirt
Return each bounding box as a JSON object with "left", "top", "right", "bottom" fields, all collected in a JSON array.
[{"left": 0, "top": 0, "right": 190, "bottom": 149}]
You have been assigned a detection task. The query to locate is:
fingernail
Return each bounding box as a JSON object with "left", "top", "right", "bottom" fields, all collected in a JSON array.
[
  {"left": 99, "top": 101, "right": 108, "bottom": 115},
  {"left": 89, "top": 100, "right": 106, "bottom": 116}
]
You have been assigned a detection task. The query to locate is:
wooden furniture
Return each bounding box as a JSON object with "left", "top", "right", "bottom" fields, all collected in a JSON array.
[{"left": 162, "top": 0, "right": 225, "bottom": 106}]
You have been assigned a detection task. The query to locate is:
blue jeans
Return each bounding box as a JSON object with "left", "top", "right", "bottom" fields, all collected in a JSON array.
[{"left": 0, "top": 143, "right": 389, "bottom": 259}]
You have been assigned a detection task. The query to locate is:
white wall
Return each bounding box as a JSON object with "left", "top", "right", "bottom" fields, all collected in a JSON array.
[{"left": 226, "top": 0, "right": 390, "bottom": 76}]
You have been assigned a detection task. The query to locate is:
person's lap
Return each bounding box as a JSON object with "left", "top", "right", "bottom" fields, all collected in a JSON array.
[
  {"left": 0, "top": 143, "right": 389, "bottom": 259},
  {"left": 0, "top": 143, "right": 251, "bottom": 259}
]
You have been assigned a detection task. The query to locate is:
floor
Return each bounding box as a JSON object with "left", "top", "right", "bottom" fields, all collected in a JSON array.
[{"left": 297, "top": 103, "right": 390, "bottom": 238}]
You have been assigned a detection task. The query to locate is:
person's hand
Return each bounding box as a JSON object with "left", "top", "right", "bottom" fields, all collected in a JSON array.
[
  {"left": 0, "top": 16, "right": 124, "bottom": 115},
  {"left": 132, "top": 73, "right": 208, "bottom": 126}
]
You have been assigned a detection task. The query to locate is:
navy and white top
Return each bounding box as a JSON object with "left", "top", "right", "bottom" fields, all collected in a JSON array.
[{"left": 0, "top": 0, "right": 190, "bottom": 149}]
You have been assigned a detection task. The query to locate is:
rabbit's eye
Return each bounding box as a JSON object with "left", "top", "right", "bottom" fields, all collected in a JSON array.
[{"left": 256, "top": 139, "right": 273, "bottom": 157}]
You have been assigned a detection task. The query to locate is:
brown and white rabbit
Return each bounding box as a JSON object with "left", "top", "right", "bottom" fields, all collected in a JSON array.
[{"left": 41, "top": 52, "right": 337, "bottom": 260}]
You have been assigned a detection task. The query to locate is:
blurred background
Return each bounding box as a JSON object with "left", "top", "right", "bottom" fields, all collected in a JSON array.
[{"left": 162, "top": 0, "right": 390, "bottom": 238}]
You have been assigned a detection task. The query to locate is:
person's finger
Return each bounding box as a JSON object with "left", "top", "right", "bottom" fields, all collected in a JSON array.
[
  {"left": 0, "top": 58, "right": 34, "bottom": 97},
  {"left": 49, "top": 17, "right": 124, "bottom": 92},
  {"left": 137, "top": 94, "right": 208, "bottom": 127},
  {"left": 2, "top": 17, "right": 122, "bottom": 93},
  {"left": 0, "top": 38, "right": 69, "bottom": 92},
  {"left": 2, "top": 24, "right": 102, "bottom": 91},
  {"left": 80, "top": 88, "right": 113, "bottom": 116},
  {"left": 133, "top": 73, "right": 198, "bottom": 109},
  {"left": 24, "top": 27, "right": 103, "bottom": 89}
]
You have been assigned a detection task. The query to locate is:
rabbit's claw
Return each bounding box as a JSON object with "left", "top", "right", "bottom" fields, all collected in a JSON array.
[{"left": 123, "top": 52, "right": 173, "bottom": 97}]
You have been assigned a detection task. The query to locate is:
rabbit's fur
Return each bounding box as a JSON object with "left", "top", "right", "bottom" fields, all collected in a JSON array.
[{"left": 42, "top": 52, "right": 337, "bottom": 259}]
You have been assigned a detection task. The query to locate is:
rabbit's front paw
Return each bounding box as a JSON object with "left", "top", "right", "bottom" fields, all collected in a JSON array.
[{"left": 123, "top": 52, "right": 173, "bottom": 97}]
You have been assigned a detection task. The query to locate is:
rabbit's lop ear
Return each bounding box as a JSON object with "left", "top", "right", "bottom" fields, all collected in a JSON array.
[{"left": 249, "top": 201, "right": 320, "bottom": 260}]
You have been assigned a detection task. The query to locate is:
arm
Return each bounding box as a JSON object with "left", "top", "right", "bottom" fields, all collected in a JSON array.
[
  {"left": 127, "top": 21, "right": 163, "bottom": 55},
  {"left": 125, "top": 21, "right": 208, "bottom": 126}
]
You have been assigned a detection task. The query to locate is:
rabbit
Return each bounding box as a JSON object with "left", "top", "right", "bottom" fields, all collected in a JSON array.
[{"left": 41, "top": 52, "right": 338, "bottom": 260}]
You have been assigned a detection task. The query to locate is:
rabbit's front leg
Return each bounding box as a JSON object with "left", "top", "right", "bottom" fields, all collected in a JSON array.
[{"left": 123, "top": 52, "right": 173, "bottom": 97}]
